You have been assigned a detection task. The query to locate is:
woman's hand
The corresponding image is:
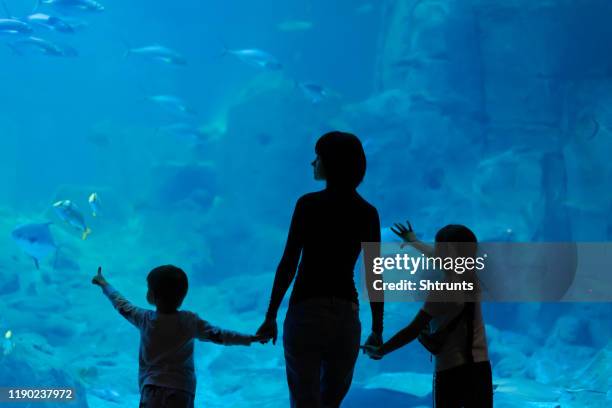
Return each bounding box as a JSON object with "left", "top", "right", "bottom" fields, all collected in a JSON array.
[
  {"left": 361, "top": 344, "right": 384, "bottom": 360},
  {"left": 256, "top": 317, "right": 278, "bottom": 345},
  {"left": 362, "top": 332, "right": 383, "bottom": 360},
  {"left": 391, "top": 221, "right": 417, "bottom": 244},
  {"left": 92, "top": 266, "right": 108, "bottom": 287}
]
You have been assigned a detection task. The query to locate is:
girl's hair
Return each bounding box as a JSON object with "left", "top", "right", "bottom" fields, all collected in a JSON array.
[
  {"left": 315, "top": 131, "right": 366, "bottom": 189},
  {"left": 435, "top": 224, "right": 478, "bottom": 259}
]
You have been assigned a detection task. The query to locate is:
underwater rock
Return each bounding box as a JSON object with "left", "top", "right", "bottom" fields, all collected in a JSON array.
[
  {"left": 495, "top": 377, "right": 564, "bottom": 402},
  {"left": 0, "top": 354, "right": 88, "bottom": 406},
  {"left": 572, "top": 341, "right": 612, "bottom": 394},
  {"left": 532, "top": 340, "right": 596, "bottom": 385},
  {"left": 0, "top": 330, "right": 88, "bottom": 405},
  {"left": 344, "top": 387, "right": 427, "bottom": 407},
  {"left": 494, "top": 351, "right": 528, "bottom": 378},
  {"left": 362, "top": 371, "right": 432, "bottom": 398},
  {"left": 0, "top": 264, "right": 19, "bottom": 295},
  {"left": 150, "top": 162, "right": 217, "bottom": 210},
  {"left": 550, "top": 316, "right": 589, "bottom": 345},
  {"left": 487, "top": 325, "right": 537, "bottom": 359}
]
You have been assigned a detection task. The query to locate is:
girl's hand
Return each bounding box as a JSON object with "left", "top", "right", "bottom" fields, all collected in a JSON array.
[
  {"left": 391, "top": 221, "right": 417, "bottom": 244},
  {"left": 92, "top": 266, "right": 108, "bottom": 287}
]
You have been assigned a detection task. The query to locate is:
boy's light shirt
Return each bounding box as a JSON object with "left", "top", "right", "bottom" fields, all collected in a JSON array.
[{"left": 102, "top": 284, "right": 251, "bottom": 395}]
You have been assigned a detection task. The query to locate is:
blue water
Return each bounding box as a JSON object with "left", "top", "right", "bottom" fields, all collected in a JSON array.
[{"left": 1, "top": 0, "right": 611, "bottom": 406}]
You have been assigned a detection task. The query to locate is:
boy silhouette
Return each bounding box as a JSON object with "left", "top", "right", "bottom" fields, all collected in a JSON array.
[{"left": 93, "top": 265, "right": 259, "bottom": 407}]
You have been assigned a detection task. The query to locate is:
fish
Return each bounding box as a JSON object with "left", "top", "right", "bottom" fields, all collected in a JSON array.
[
  {"left": 159, "top": 123, "right": 206, "bottom": 143},
  {"left": 38, "top": 0, "right": 104, "bottom": 13},
  {"left": 223, "top": 47, "right": 282, "bottom": 70},
  {"left": 0, "top": 18, "right": 33, "bottom": 35},
  {"left": 125, "top": 45, "right": 186, "bottom": 66},
  {"left": 25, "top": 13, "right": 74, "bottom": 33},
  {"left": 2, "top": 330, "right": 14, "bottom": 356},
  {"left": 363, "top": 371, "right": 433, "bottom": 398},
  {"left": 276, "top": 20, "right": 312, "bottom": 32},
  {"left": 53, "top": 200, "right": 91, "bottom": 240},
  {"left": 493, "top": 378, "right": 563, "bottom": 402},
  {"left": 296, "top": 81, "right": 329, "bottom": 104},
  {"left": 89, "top": 388, "right": 120, "bottom": 403},
  {"left": 88, "top": 192, "right": 101, "bottom": 217},
  {"left": 147, "top": 95, "right": 195, "bottom": 117},
  {"left": 11, "top": 222, "right": 58, "bottom": 269},
  {"left": 8, "top": 36, "right": 78, "bottom": 57}
]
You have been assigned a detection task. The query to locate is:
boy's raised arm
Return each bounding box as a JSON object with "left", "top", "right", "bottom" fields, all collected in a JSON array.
[
  {"left": 93, "top": 267, "right": 147, "bottom": 330},
  {"left": 192, "top": 314, "right": 254, "bottom": 346}
]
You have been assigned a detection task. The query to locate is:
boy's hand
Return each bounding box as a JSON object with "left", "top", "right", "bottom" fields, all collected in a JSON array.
[
  {"left": 92, "top": 266, "right": 108, "bottom": 287},
  {"left": 391, "top": 221, "right": 417, "bottom": 246}
]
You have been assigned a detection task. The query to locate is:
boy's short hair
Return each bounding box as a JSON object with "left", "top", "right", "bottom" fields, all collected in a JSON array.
[{"left": 147, "top": 265, "right": 188, "bottom": 310}]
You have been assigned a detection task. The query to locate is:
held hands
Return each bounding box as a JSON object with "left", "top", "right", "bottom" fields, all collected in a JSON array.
[
  {"left": 390, "top": 221, "right": 417, "bottom": 247},
  {"left": 92, "top": 266, "right": 108, "bottom": 287},
  {"left": 248, "top": 334, "right": 269, "bottom": 344},
  {"left": 361, "top": 344, "right": 384, "bottom": 360},
  {"left": 255, "top": 317, "right": 278, "bottom": 345},
  {"left": 362, "top": 332, "right": 384, "bottom": 360}
]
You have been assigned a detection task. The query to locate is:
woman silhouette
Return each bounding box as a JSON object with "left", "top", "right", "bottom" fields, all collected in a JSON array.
[{"left": 256, "top": 131, "right": 384, "bottom": 408}]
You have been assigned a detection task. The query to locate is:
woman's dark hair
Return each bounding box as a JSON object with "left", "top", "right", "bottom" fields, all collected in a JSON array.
[
  {"left": 147, "top": 265, "right": 188, "bottom": 311},
  {"left": 315, "top": 131, "right": 366, "bottom": 189},
  {"left": 435, "top": 224, "right": 478, "bottom": 259}
]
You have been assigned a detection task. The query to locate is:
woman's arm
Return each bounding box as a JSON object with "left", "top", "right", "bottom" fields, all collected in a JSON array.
[
  {"left": 364, "top": 208, "right": 384, "bottom": 337},
  {"left": 257, "top": 198, "right": 305, "bottom": 344}
]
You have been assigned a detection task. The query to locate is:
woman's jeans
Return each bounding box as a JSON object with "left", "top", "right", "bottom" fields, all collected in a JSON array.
[
  {"left": 139, "top": 385, "right": 194, "bottom": 408},
  {"left": 283, "top": 298, "right": 361, "bottom": 408}
]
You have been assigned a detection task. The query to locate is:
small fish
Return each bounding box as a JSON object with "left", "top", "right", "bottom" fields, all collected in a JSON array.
[
  {"left": 25, "top": 13, "right": 74, "bottom": 33},
  {"left": 125, "top": 45, "right": 186, "bottom": 66},
  {"left": 277, "top": 20, "right": 312, "bottom": 32},
  {"left": 53, "top": 200, "right": 91, "bottom": 240},
  {"left": 88, "top": 193, "right": 101, "bottom": 217},
  {"left": 2, "top": 330, "right": 14, "bottom": 356},
  {"left": 159, "top": 123, "right": 206, "bottom": 143},
  {"left": 0, "top": 18, "right": 33, "bottom": 35},
  {"left": 8, "top": 36, "right": 78, "bottom": 57},
  {"left": 39, "top": 0, "right": 104, "bottom": 13},
  {"left": 11, "top": 222, "right": 58, "bottom": 269},
  {"left": 89, "top": 388, "right": 120, "bottom": 403},
  {"left": 297, "top": 81, "right": 329, "bottom": 103},
  {"left": 147, "top": 95, "right": 195, "bottom": 117},
  {"left": 223, "top": 47, "right": 282, "bottom": 70}
]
